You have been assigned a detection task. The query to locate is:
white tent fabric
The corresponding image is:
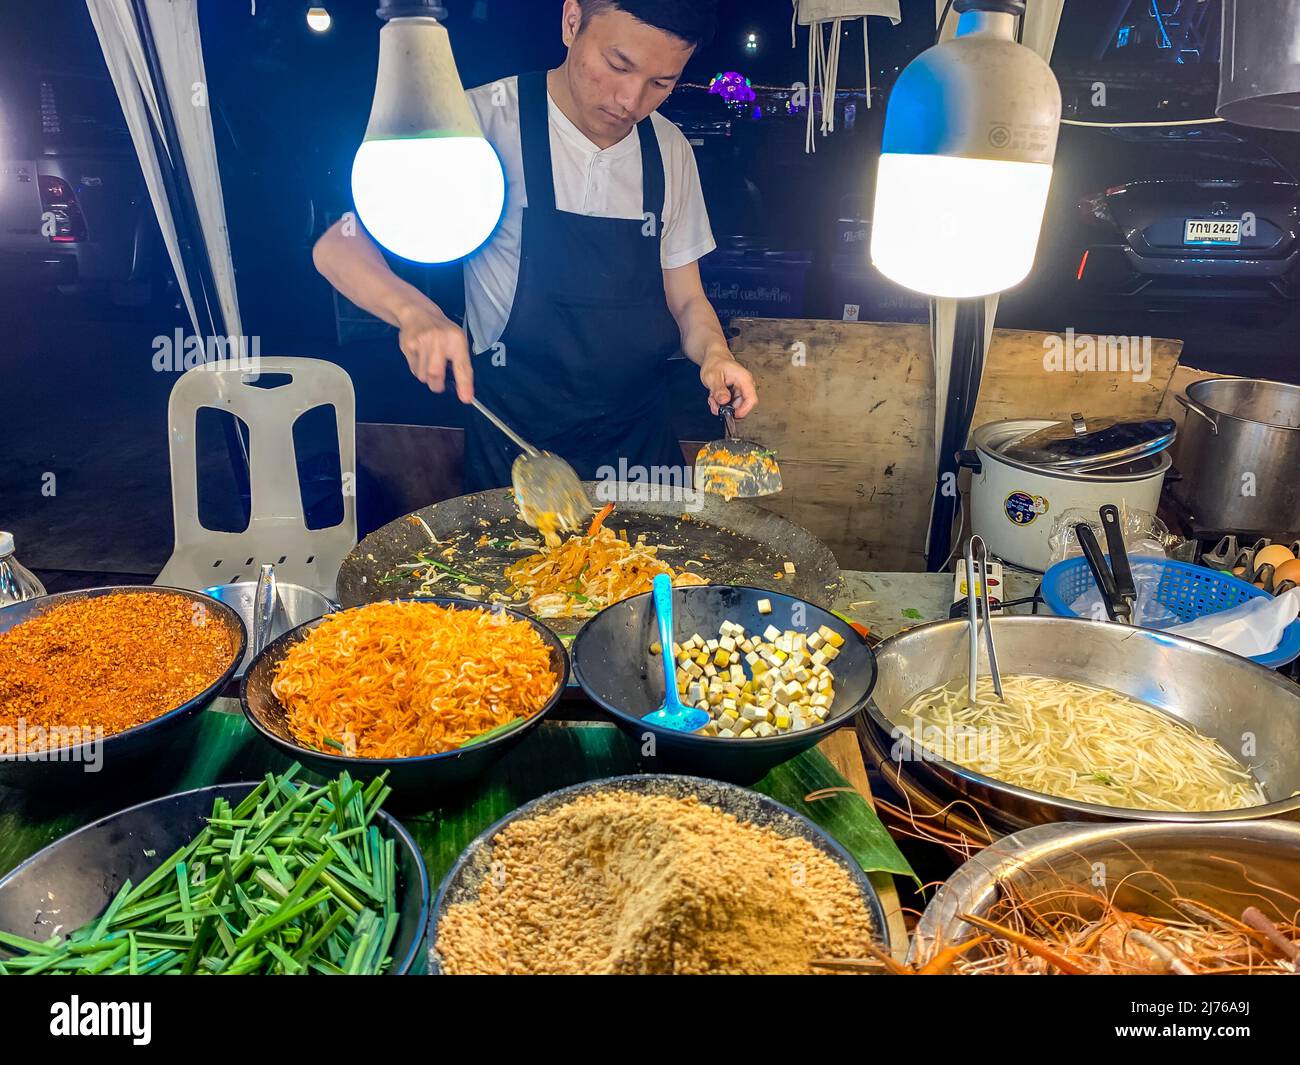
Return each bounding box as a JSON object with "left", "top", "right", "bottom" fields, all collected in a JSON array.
[
  {"left": 85, "top": 0, "right": 244, "bottom": 353},
  {"left": 792, "top": 1, "right": 901, "bottom": 152},
  {"left": 85, "top": 0, "right": 199, "bottom": 334}
]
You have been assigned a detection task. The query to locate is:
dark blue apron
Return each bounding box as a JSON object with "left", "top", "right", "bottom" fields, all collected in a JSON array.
[{"left": 463, "top": 69, "right": 685, "bottom": 492}]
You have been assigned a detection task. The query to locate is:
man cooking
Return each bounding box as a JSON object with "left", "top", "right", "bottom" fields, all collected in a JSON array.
[{"left": 313, "top": 0, "right": 757, "bottom": 493}]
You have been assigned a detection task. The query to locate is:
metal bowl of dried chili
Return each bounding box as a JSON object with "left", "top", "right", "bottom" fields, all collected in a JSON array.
[{"left": 0, "top": 587, "right": 246, "bottom": 790}]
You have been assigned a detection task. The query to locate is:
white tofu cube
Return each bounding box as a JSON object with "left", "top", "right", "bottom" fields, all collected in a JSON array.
[
  {"left": 757, "top": 598, "right": 772, "bottom": 616},
  {"left": 763, "top": 624, "right": 781, "bottom": 642}
]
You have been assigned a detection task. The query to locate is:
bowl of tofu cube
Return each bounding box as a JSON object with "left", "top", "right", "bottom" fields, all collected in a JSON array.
[{"left": 570, "top": 584, "right": 877, "bottom": 782}]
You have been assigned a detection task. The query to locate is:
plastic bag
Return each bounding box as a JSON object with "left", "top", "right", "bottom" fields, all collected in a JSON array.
[
  {"left": 1046, "top": 505, "right": 1171, "bottom": 567},
  {"left": 1166, "top": 587, "right": 1300, "bottom": 658}
]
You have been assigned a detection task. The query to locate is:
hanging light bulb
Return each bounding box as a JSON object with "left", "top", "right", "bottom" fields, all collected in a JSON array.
[
  {"left": 306, "top": 6, "right": 331, "bottom": 32},
  {"left": 351, "top": 1, "right": 506, "bottom": 264},
  {"left": 870, "top": 0, "right": 1060, "bottom": 298}
]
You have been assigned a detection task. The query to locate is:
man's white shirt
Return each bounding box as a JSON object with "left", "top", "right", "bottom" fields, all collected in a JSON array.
[{"left": 463, "top": 75, "right": 716, "bottom": 352}]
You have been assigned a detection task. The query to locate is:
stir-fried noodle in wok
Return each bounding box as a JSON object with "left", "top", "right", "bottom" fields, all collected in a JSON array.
[{"left": 504, "top": 521, "right": 706, "bottom": 618}]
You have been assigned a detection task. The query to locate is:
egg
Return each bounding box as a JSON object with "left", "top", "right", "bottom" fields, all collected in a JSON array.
[
  {"left": 1254, "top": 544, "right": 1295, "bottom": 570},
  {"left": 1272, "top": 558, "right": 1300, "bottom": 589}
]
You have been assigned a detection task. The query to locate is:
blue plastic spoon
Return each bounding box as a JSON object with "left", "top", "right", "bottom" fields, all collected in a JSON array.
[{"left": 643, "top": 573, "right": 711, "bottom": 733}]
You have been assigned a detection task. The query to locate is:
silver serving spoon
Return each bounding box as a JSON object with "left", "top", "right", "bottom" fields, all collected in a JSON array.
[{"left": 472, "top": 398, "right": 592, "bottom": 538}]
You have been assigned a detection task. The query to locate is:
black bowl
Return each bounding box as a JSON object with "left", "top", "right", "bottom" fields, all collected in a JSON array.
[
  {"left": 240, "top": 597, "right": 569, "bottom": 798},
  {"left": 0, "top": 586, "right": 247, "bottom": 792},
  {"left": 571, "top": 585, "right": 877, "bottom": 783},
  {"left": 0, "top": 782, "right": 430, "bottom": 974},
  {"left": 427, "top": 773, "right": 892, "bottom": 973}
]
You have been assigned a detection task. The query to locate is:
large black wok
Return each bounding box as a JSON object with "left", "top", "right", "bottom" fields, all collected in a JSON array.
[{"left": 336, "top": 483, "right": 840, "bottom": 637}]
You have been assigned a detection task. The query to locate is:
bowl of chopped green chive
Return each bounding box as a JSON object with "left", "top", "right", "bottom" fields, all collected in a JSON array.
[{"left": 0, "top": 765, "right": 430, "bottom": 975}]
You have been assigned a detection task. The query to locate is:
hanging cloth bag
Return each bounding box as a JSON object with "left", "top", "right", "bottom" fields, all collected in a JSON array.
[{"left": 791, "top": 0, "right": 900, "bottom": 152}]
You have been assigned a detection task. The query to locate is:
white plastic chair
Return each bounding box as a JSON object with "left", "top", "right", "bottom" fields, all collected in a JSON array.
[{"left": 156, "top": 357, "right": 357, "bottom": 597}]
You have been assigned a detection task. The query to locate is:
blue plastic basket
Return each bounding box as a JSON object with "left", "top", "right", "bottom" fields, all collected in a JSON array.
[{"left": 1040, "top": 556, "right": 1300, "bottom": 669}]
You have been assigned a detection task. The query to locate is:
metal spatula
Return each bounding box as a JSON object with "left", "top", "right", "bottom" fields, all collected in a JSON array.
[
  {"left": 472, "top": 398, "right": 592, "bottom": 539},
  {"left": 694, "top": 403, "right": 782, "bottom": 500}
]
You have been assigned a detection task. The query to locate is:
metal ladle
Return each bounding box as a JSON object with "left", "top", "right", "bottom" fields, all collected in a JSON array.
[
  {"left": 965, "top": 535, "right": 1004, "bottom": 705},
  {"left": 472, "top": 398, "right": 592, "bottom": 537}
]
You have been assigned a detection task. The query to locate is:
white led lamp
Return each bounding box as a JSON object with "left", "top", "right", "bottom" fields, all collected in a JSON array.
[
  {"left": 351, "top": 0, "right": 506, "bottom": 263},
  {"left": 870, "top": 0, "right": 1061, "bottom": 298}
]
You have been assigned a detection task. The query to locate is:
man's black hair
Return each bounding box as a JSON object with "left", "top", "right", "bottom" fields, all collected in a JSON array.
[{"left": 578, "top": 0, "right": 719, "bottom": 50}]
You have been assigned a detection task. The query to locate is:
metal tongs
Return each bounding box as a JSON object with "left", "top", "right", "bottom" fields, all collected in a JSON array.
[
  {"left": 1075, "top": 504, "right": 1137, "bottom": 624},
  {"left": 252, "top": 563, "right": 281, "bottom": 657},
  {"left": 965, "top": 535, "right": 1004, "bottom": 705}
]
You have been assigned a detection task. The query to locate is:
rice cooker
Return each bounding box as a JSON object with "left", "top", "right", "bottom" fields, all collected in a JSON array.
[{"left": 966, "top": 415, "right": 1175, "bottom": 571}]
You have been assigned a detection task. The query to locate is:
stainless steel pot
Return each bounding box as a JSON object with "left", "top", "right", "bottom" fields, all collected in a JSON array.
[
  {"left": 202, "top": 578, "right": 337, "bottom": 678},
  {"left": 865, "top": 615, "right": 1300, "bottom": 833},
  {"left": 910, "top": 819, "right": 1300, "bottom": 968},
  {"left": 1175, "top": 377, "right": 1300, "bottom": 537}
]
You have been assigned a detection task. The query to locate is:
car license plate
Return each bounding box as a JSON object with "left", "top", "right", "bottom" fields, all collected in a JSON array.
[{"left": 1185, "top": 218, "right": 1241, "bottom": 245}]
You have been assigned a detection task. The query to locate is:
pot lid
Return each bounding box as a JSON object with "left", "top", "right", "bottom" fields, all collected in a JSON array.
[{"left": 997, "top": 414, "right": 1177, "bottom": 472}]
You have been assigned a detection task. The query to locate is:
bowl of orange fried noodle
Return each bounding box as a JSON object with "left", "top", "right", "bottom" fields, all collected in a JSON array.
[{"left": 240, "top": 598, "right": 568, "bottom": 796}]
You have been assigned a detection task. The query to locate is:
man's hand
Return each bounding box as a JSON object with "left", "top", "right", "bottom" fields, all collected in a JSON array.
[
  {"left": 395, "top": 301, "right": 475, "bottom": 403},
  {"left": 700, "top": 348, "right": 758, "bottom": 418}
]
